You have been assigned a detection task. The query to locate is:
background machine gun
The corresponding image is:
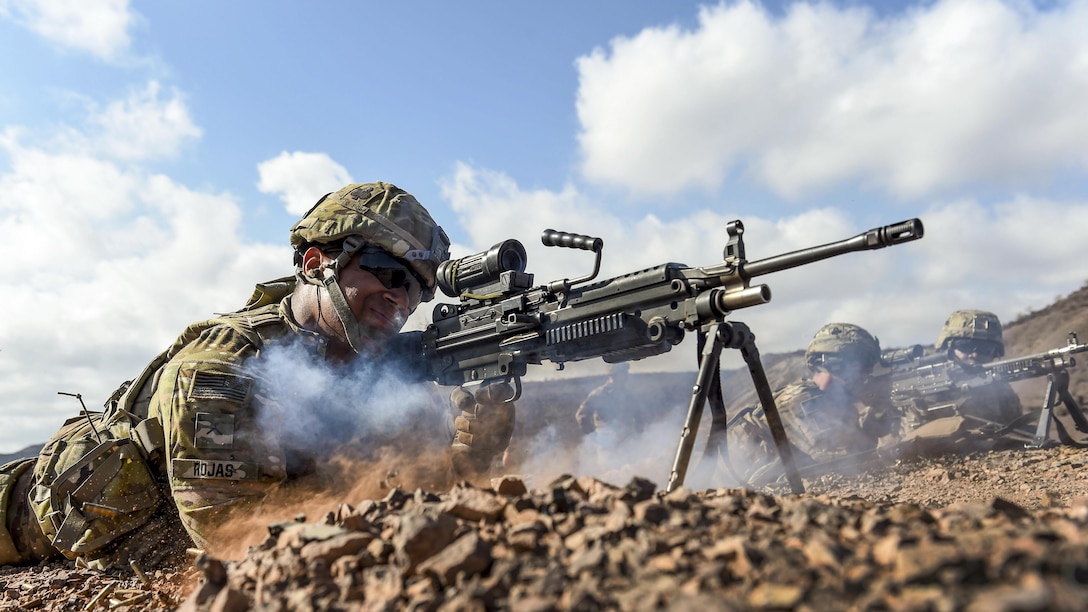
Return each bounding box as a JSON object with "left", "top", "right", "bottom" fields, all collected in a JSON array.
[
  {"left": 889, "top": 333, "right": 1088, "bottom": 449},
  {"left": 399, "top": 218, "right": 924, "bottom": 493}
]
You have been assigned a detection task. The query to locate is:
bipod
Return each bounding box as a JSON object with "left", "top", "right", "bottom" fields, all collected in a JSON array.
[
  {"left": 665, "top": 321, "right": 805, "bottom": 494},
  {"left": 1028, "top": 368, "right": 1088, "bottom": 449}
]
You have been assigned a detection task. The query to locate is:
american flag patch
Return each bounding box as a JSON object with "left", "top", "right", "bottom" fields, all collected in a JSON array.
[{"left": 189, "top": 371, "right": 253, "bottom": 404}]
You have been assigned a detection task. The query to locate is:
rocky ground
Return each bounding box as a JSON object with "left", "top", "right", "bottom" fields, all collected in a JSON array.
[
  {"left": 806, "top": 444, "right": 1088, "bottom": 512},
  {"left": 2, "top": 444, "right": 1087, "bottom": 611}
]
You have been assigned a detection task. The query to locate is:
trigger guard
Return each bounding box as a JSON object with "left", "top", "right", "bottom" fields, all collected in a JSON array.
[
  {"left": 507, "top": 376, "right": 522, "bottom": 403},
  {"left": 465, "top": 376, "right": 521, "bottom": 403}
]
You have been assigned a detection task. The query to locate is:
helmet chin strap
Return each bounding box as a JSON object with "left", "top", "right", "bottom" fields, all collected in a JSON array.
[{"left": 301, "top": 238, "right": 378, "bottom": 355}]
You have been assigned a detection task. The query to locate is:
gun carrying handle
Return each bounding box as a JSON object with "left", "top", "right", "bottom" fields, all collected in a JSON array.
[
  {"left": 542, "top": 229, "right": 605, "bottom": 291},
  {"left": 541, "top": 230, "right": 602, "bottom": 252}
]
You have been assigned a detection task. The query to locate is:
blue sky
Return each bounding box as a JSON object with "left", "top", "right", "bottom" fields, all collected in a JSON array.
[{"left": 3, "top": 0, "right": 1088, "bottom": 453}]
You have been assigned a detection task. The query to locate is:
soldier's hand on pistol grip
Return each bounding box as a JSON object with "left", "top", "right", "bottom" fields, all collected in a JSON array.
[
  {"left": 855, "top": 375, "right": 898, "bottom": 438},
  {"left": 449, "top": 381, "right": 516, "bottom": 475},
  {"left": 856, "top": 372, "right": 892, "bottom": 405}
]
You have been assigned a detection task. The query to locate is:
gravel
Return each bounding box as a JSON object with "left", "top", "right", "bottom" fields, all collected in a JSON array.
[{"left": 4, "top": 445, "right": 1087, "bottom": 611}]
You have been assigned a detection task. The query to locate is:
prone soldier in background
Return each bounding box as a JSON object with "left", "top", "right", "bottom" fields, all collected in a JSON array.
[
  {"left": 896, "top": 309, "right": 1022, "bottom": 437},
  {"left": 727, "top": 323, "right": 897, "bottom": 486},
  {"left": 575, "top": 362, "right": 640, "bottom": 442},
  {"left": 0, "top": 182, "right": 515, "bottom": 571},
  {"left": 572, "top": 362, "right": 642, "bottom": 473}
]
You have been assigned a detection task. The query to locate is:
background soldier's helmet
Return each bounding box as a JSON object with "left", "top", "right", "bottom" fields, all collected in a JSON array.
[
  {"left": 804, "top": 322, "right": 881, "bottom": 373},
  {"left": 935, "top": 309, "right": 1005, "bottom": 357},
  {"left": 290, "top": 182, "right": 451, "bottom": 301}
]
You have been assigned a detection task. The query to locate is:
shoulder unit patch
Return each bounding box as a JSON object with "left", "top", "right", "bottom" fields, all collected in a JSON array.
[{"left": 194, "top": 412, "right": 235, "bottom": 449}]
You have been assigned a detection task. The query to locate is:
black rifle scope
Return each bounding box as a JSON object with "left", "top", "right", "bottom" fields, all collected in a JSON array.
[{"left": 436, "top": 239, "right": 527, "bottom": 297}]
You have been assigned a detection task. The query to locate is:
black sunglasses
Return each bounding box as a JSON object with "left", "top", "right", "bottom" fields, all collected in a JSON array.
[
  {"left": 950, "top": 338, "right": 998, "bottom": 355},
  {"left": 361, "top": 266, "right": 412, "bottom": 289},
  {"left": 356, "top": 249, "right": 424, "bottom": 305}
]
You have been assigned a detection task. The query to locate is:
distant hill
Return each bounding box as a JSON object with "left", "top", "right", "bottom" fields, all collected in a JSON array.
[
  {"left": 1002, "top": 281, "right": 1088, "bottom": 405},
  {"left": 0, "top": 444, "right": 43, "bottom": 466}
]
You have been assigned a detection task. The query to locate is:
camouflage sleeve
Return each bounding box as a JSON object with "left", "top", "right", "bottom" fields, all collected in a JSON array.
[
  {"left": 772, "top": 381, "right": 879, "bottom": 462},
  {"left": 147, "top": 326, "right": 288, "bottom": 550},
  {"left": 768, "top": 382, "right": 821, "bottom": 459},
  {"left": 725, "top": 409, "right": 779, "bottom": 484},
  {"left": 857, "top": 399, "right": 898, "bottom": 439}
]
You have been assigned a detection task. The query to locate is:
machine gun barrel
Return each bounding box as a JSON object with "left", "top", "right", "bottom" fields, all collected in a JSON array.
[
  {"left": 742, "top": 219, "right": 923, "bottom": 279},
  {"left": 980, "top": 332, "right": 1088, "bottom": 381}
]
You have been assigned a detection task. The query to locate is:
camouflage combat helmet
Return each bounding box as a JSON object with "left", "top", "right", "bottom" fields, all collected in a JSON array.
[
  {"left": 805, "top": 322, "right": 881, "bottom": 372},
  {"left": 935, "top": 309, "right": 1004, "bottom": 357},
  {"left": 290, "top": 182, "right": 450, "bottom": 298},
  {"left": 290, "top": 182, "right": 450, "bottom": 354}
]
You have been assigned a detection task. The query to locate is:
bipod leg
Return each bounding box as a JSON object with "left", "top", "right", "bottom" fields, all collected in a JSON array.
[
  {"left": 1053, "top": 370, "right": 1088, "bottom": 446},
  {"left": 666, "top": 323, "right": 726, "bottom": 493},
  {"left": 1028, "top": 373, "right": 1062, "bottom": 450},
  {"left": 694, "top": 331, "right": 730, "bottom": 481},
  {"left": 733, "top": 323, "right": 805, "bottom": 494}
]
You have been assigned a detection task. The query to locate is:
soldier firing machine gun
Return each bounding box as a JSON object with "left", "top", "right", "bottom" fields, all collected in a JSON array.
[
  {"left": 889, "top": 333, "right": 1088, "bottom": 449},
  {"left": 397, "top": 218, "right": 925, "bottom": 494}
]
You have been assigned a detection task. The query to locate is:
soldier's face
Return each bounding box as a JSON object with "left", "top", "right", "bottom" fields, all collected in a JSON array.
[
  {"left": 953, "top": 348, "right": 992, "bottom": 365},
  {"left": 337, "top": 254, "right": 413, "bottom": 341},
  {"left": 814, "top": 360, "right": 868, "bottom": 392},
  {"left": 951, "top": 339, "right": 998, "bottom": 365},
  {"left": 300, "top": 246, "right": 416, "bottom": 356}
]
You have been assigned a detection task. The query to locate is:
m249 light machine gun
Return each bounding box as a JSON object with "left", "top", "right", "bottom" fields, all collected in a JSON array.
[
  {"left": 890, "top": 332, "right": 1088, "bottom": 449},
  {"left": 399, "top": 218, "right": 925, "bottom": 493}
]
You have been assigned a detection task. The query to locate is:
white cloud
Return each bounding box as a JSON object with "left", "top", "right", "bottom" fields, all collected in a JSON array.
[
  {"left": 257, "top": 151, "right": 354, "bottom": 216},
  {"left": 0, "top": 0, "right": 137, "bottom": 60},
  {"left": 576, "top": 0, "right": 1088, "bottom": 200},
  {"left": 4, "top": 81, "right": 201, "bottom": 163},
  {"left": 88, "top": 81, "right": 202, "bottom": 160},
  {"left": 912, "top": 195, "right": 1088, "bottom": 305},
  {"left": 0, "top": 98, "right": 286, "bottom": 454}
]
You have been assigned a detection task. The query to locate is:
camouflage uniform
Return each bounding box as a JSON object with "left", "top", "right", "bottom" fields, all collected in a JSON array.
[
  {"left": 727, "top": 323, "right": 894, "bottom": 485},
  {"left": 0, "top": 182, "right": 466, "bottom": 569},
  {"left": 0, "top": 298, "right": 300, "bottom": 569},
  {"left": 145, "top": 295, "right": 317, "bottom": 550},
  {"left": 897, "top": 310, "right": 1022, "bottom": 435}
]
